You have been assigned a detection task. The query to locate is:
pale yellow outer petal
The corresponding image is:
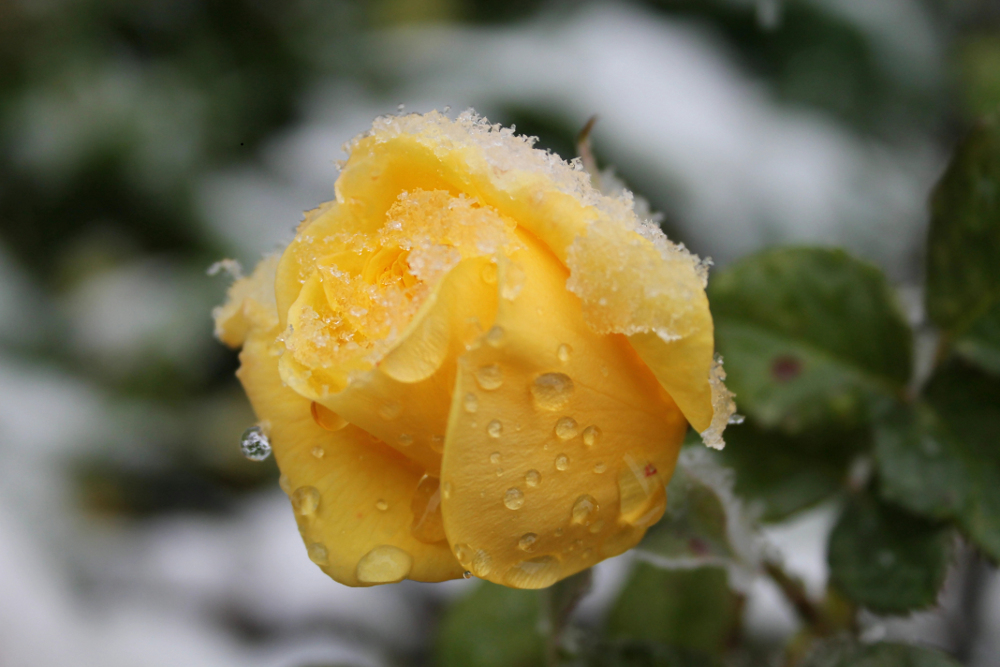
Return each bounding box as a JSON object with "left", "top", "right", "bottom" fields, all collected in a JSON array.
[
  {"left": 238, "top": 332, "right": 465, "bottom": 586},
  {"left": 439, "top": 230, "right": 688, "bottom": 589}
]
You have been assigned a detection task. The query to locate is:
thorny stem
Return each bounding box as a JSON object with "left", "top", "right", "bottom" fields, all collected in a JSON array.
[{"left": 763, "top": 558, "right": 834, "bottom": 637}]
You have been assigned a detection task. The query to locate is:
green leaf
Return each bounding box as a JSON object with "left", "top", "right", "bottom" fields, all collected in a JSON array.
[
  {"left": 605, "top": 564, "right": 739, "bottom": 657},
  {"left": 828, "top": 493, "right": 952, "bottom": 614},
  {"left": 436, "top": 581, "right": 544, "bottom": 667},
  {"left": 926, "top": 113, "right": 1000, "bottom": 371},
  {"left": 709, "top": 247, "right": 911, "bottom": 433},
  {"left": 801, "top": 638, "right": 962, "bottom": 667},
  {"left": 719, "top": 420, "right": 866, "bottom": 522},
  {"left": 588, "top": 640, "right": 715, "bottom": 667},
  {"left": 876, "top": 361, "right": 1000, "bottom": 559}
]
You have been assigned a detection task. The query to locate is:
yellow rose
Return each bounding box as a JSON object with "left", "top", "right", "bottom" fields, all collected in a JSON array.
[{"left": 214, "top": 111, "right": 733, "bottom": 589}]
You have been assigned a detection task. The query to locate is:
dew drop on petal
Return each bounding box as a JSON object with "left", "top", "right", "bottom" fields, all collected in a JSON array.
[
  {"left": 495, "top": 467, "right": 504, "bottom": 477},
  {"left": 471, "top": 550, "right": 493, "bottom": 577},
  {"left": 475, "top": 364, "right": 503, "bottom": 390},
  {"left": 481, "top": 262, "right": 498, "bottom": 285},
  {"left": 356, "top": 545, "right": 413, "bottom": 584},
  {"left": 430, "top": 434, "right": 445, "bottom": 453},
  {"left": 555, "top": 454, "right": 569, "bottom": 471},
  {"left": 489, "top": 451, "right": 501, "bottom": 464},
  {"left": 555, "top": 417, "right": 579, "bottom": 440},
  {"left": 485, "top": 325, "right": 506, "bottom": 348},
  {"left": 518, "top": 533, "right": 538, "bottom": 552},
  {"left": 240, "top": 426, "right": 271, "bottom": 461},
  {"left": 463, "top": 570, "right": 473, "bottom": 579},
  {"left": 379, "top": 401, "right": 402, "bottom": 420},
  {"left": 524, "top": 469, "right": 541, "bottom": 487},
  {"left": 588, "top": 519, "right": 605, "bottom": 534},
  {"left": 582, "top": 425, "right": 601, "bottom": 447},
  {"left": 291, "top": 486, "right": 320, "bottom": 516},
  {"left": 487, "top": 420, "right": 503, "bottom": 439},
  {"left": 310, "top": 446, "right": 325, "bottom": 459},
  {"left": 453, "top": 543, "right": 472, "bottom": 564},
  {"left": 617, "top": 454, "right": 667, "bottom": 527},
  {"left": 571, "top": 494, "right": 598, "bottom": 526},
  {"left": 307, "top": 542, "right": 329, "bottom": 565},
  {"left": 557, "top": 343, "right": 572, "bottom": 364},
  {"left": 375, "top": 499, "right": 389, "bottom": 511},
  {"left": 278, "top": 473, "right": 292, "bottom": 495},
  {"left": 503, "top": 555, "right": 561, "bottom": 589},
  {"left": 410, "top": 474, "right": 445, "bottom": 543},
  {"left": 463, "top": 392, "right": 479, "bottom": 413},
  {"left": 398, "top": 433, "right": 413, "bottom": 447},
  {"left": 311, "top": 402, "right": 348, "bottom": 431},
  {"left": 504, "top": 487, "right": 525, "bottom": 510},
  {"left": 530, "top": 373, "right": 574, "bottom": 410},
  {"left": 593, "top": 462, "right": 607, "bottom": 474}
]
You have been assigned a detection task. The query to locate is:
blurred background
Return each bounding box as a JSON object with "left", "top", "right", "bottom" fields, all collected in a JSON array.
[{"left": 1, "top": 0, "right": 999, "bottom": 665}]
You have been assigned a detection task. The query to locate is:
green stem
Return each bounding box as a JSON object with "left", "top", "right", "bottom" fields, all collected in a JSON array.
[
  {"left": 540, "top": 569, "right": 593, "bottom": 666},
  {"left": 763, "top": 558, "right": 833, "bottom": 637}
]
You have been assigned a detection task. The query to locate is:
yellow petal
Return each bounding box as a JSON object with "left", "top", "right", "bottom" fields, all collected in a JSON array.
[
  {"left": 237, "top": 332, "right": 465, "bottom": 586},
  {"left": 213, "top": 254, "right": 280, "bottom": 349},
  {"left": 440, "top": 230, "right": 688, "bottom": 589}
]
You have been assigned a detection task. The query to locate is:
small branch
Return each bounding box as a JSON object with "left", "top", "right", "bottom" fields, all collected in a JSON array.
[
  {"left": 763, "top": 558, "right": 833, "bottom": 636},
  {"left": 576, "top": 115, "right": 601, "bottom": 189},
  {"left": 541, "top": 569, "right": 593, "bottom": 666}
]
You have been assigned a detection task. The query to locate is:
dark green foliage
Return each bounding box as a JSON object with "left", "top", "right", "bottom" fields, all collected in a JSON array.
[
  {"left": 710, "top": 247, "right": 911, "bottom": 433},
  {"left": 828, "top": 493, "right": 952, "bottom": 614},
  {"left": 800, "top": 639, "right": 962, "bottom": 667}
]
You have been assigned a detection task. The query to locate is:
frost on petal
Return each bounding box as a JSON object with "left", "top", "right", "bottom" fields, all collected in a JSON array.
[
  {"left": 213, "top": 254, "right": 280, "bottom": 348},
  {"left": 700, "top": 356, "right": 737, "bottom": 450}
]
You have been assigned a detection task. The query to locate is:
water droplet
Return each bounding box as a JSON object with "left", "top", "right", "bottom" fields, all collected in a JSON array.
[
  {"left": 486, "top": 421, "right": 503, "bottom": 439},
  {"left": 411, "top": 474, "right": 445, "bottom": 543},
  {"left": 525, "top": 469, "right": 541, "bottom": 487},
  {"left": 593, "top": 462, "right": 607, "bottom": 474},
  {"left": 728, "top": 413, "right": 745, "bottom": 425},
  {"left": 463, "top": 393, "right": 479, "bottom": 413},
  {"left": 471, "top": 550, "right": 493, "bottom": 577},
  {"left": 463, "top": 570, "right": 473, "bottom": 579},
  {"left": 398, "top": 433, "right": 413, "bottom": 447},
  {"left": 495, "top": 467, "right": 504, "bottom": 477},
  {"left": 557, "top": 343, "right": 572, "bottom": 364},
  {"left": 454, "top": 543, "right": 472, "bottom": 564},
  {"left": 475, "top": 364, "right": 503, "bottom": 390},
  {"left": 307, "top": 542, "right": 329, "bottom": 565},
  {"left": 379, "top": 401, "right": 402, "bottom": 420},
  {"left": 481, "top": 262, "right": 498, "bottom": 285},
  {"left": 489, "top": 451, "right": 501, "bottom": 464},
  {"left": 600, "top": 365, "right": 609, "bottom": 377},
  {"left": 310, "top": 446, "right": 325, "bottom": 459},
  {"left": 530, "top": 373, "right": 574, "bottom": 410},
  {"left": 571, "top": 494, "right": 598, "bottom": 526},
  {"left": 617, "top": 454, "right": 667, "bottom": 527},
  {"left": 504, "top": 487, "right": 525, "bottom": 510},
  {"left": 311, "top": 402, "right": 347, "bottom": 431},
  {"left": 430, "top": 434, "right": 445, "bottom": 453},
  {"left": 278, "top": 473, "right": 292, "bottom": 495},
  {"left": 582, "top": 425, "right": 601, "bottom": 447},
  {"left": 485, "top": 325, "right": 506, "bottom": 348},
  {"left": 291, "top": 486, "right": 320, "bottom": 516},
  {"left": 588, "top": 519, "right": 605, "bottom": 534},
  {"left": 503, "top": 555, "right": 561, "bottom": 589},
  {"left": 518, "top": 533, "right": 538, "bottom": 552},
  {"left": 356, "top": 545, "right": 413, "bottom": 584},
  {"left": 240, "top": 426, "right": 271, "bottom": 461},
  {"left": 375, "top": 499, "right": 389, "bottom": 511},
  {"left": 555, "top": 454, "right": 569, "bottom": 471},
  {"left": 555, "top": 417, "right": 579, "bottom": 440},
  {"left": 442, "top": 481, "right": 453, "bottom": 499}
]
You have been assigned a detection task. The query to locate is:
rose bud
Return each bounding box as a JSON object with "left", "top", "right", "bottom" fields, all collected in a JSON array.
[{"left": 214, "top": 110, "right": 733, "bottom": 588}]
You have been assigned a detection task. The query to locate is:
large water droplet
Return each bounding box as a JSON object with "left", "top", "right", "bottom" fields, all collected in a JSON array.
[
  {"left": 487, "top": 420, "right": 503, "bottom": 439},
  {"left": 524, "top": 469, "right": 541, "bottom": 487},
  {"left": 240, "top": 426, "right": 271, "bottom": 461},
  {"left": 554, "top": 454, "right": 569, "bottom": 471},
  {"left": 471, "top": 550, "right": 493, "bottom": 577},
  {"left": 504, "top": 487, "right": 525, "bottom": 510},
  {"left": 463, "top": 392, "right": 479, "bottom": 413},
  {"left": 356, "top": 545, "right": 413, "bottom": 584},
  {"left": 557, "top": 343, "right": 572, "bottom": 364},
  {"left": 485, "top": 325, "right": 506, "bottom": 348},
  {"left": 379, "top": 401, "right": 402, "bottom": 420},
  {"left": 518, "top": 533, "right": 538, "bottom": 552},
  {"left": 411, "top": 474, "right": 445, "bottom": 544},
  {"left": 582, "top": 425, "right": 601, "bottom": 447},
  {"left": 555, "top": 417, "right": 579, "bottom": 440},
  {"left": 475, "top": 364, "right": 503, "bottom": 390},
  {"left": 571, "top": 494, "right": 599, "bottom": 526},
  {"left": 311, "top": 402, "right": 347, "bottom": 431},
  {"left": 503, "top": 555, "right": 562, "bottom": 589},
  {"left": 307, "top": 542, "right": 329, "bottom": 565},
  {"left": 531, "top": 373, "right": 574, "bottom": 410},
  {"left": 454, "top": 543, "right": 472, "bottom": 564},
  {"left": 618, "top": 454, "right": 667, "bottom": 528},
  {"left": 291, "top": 486, "right": 320, "bottom": 516}
]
